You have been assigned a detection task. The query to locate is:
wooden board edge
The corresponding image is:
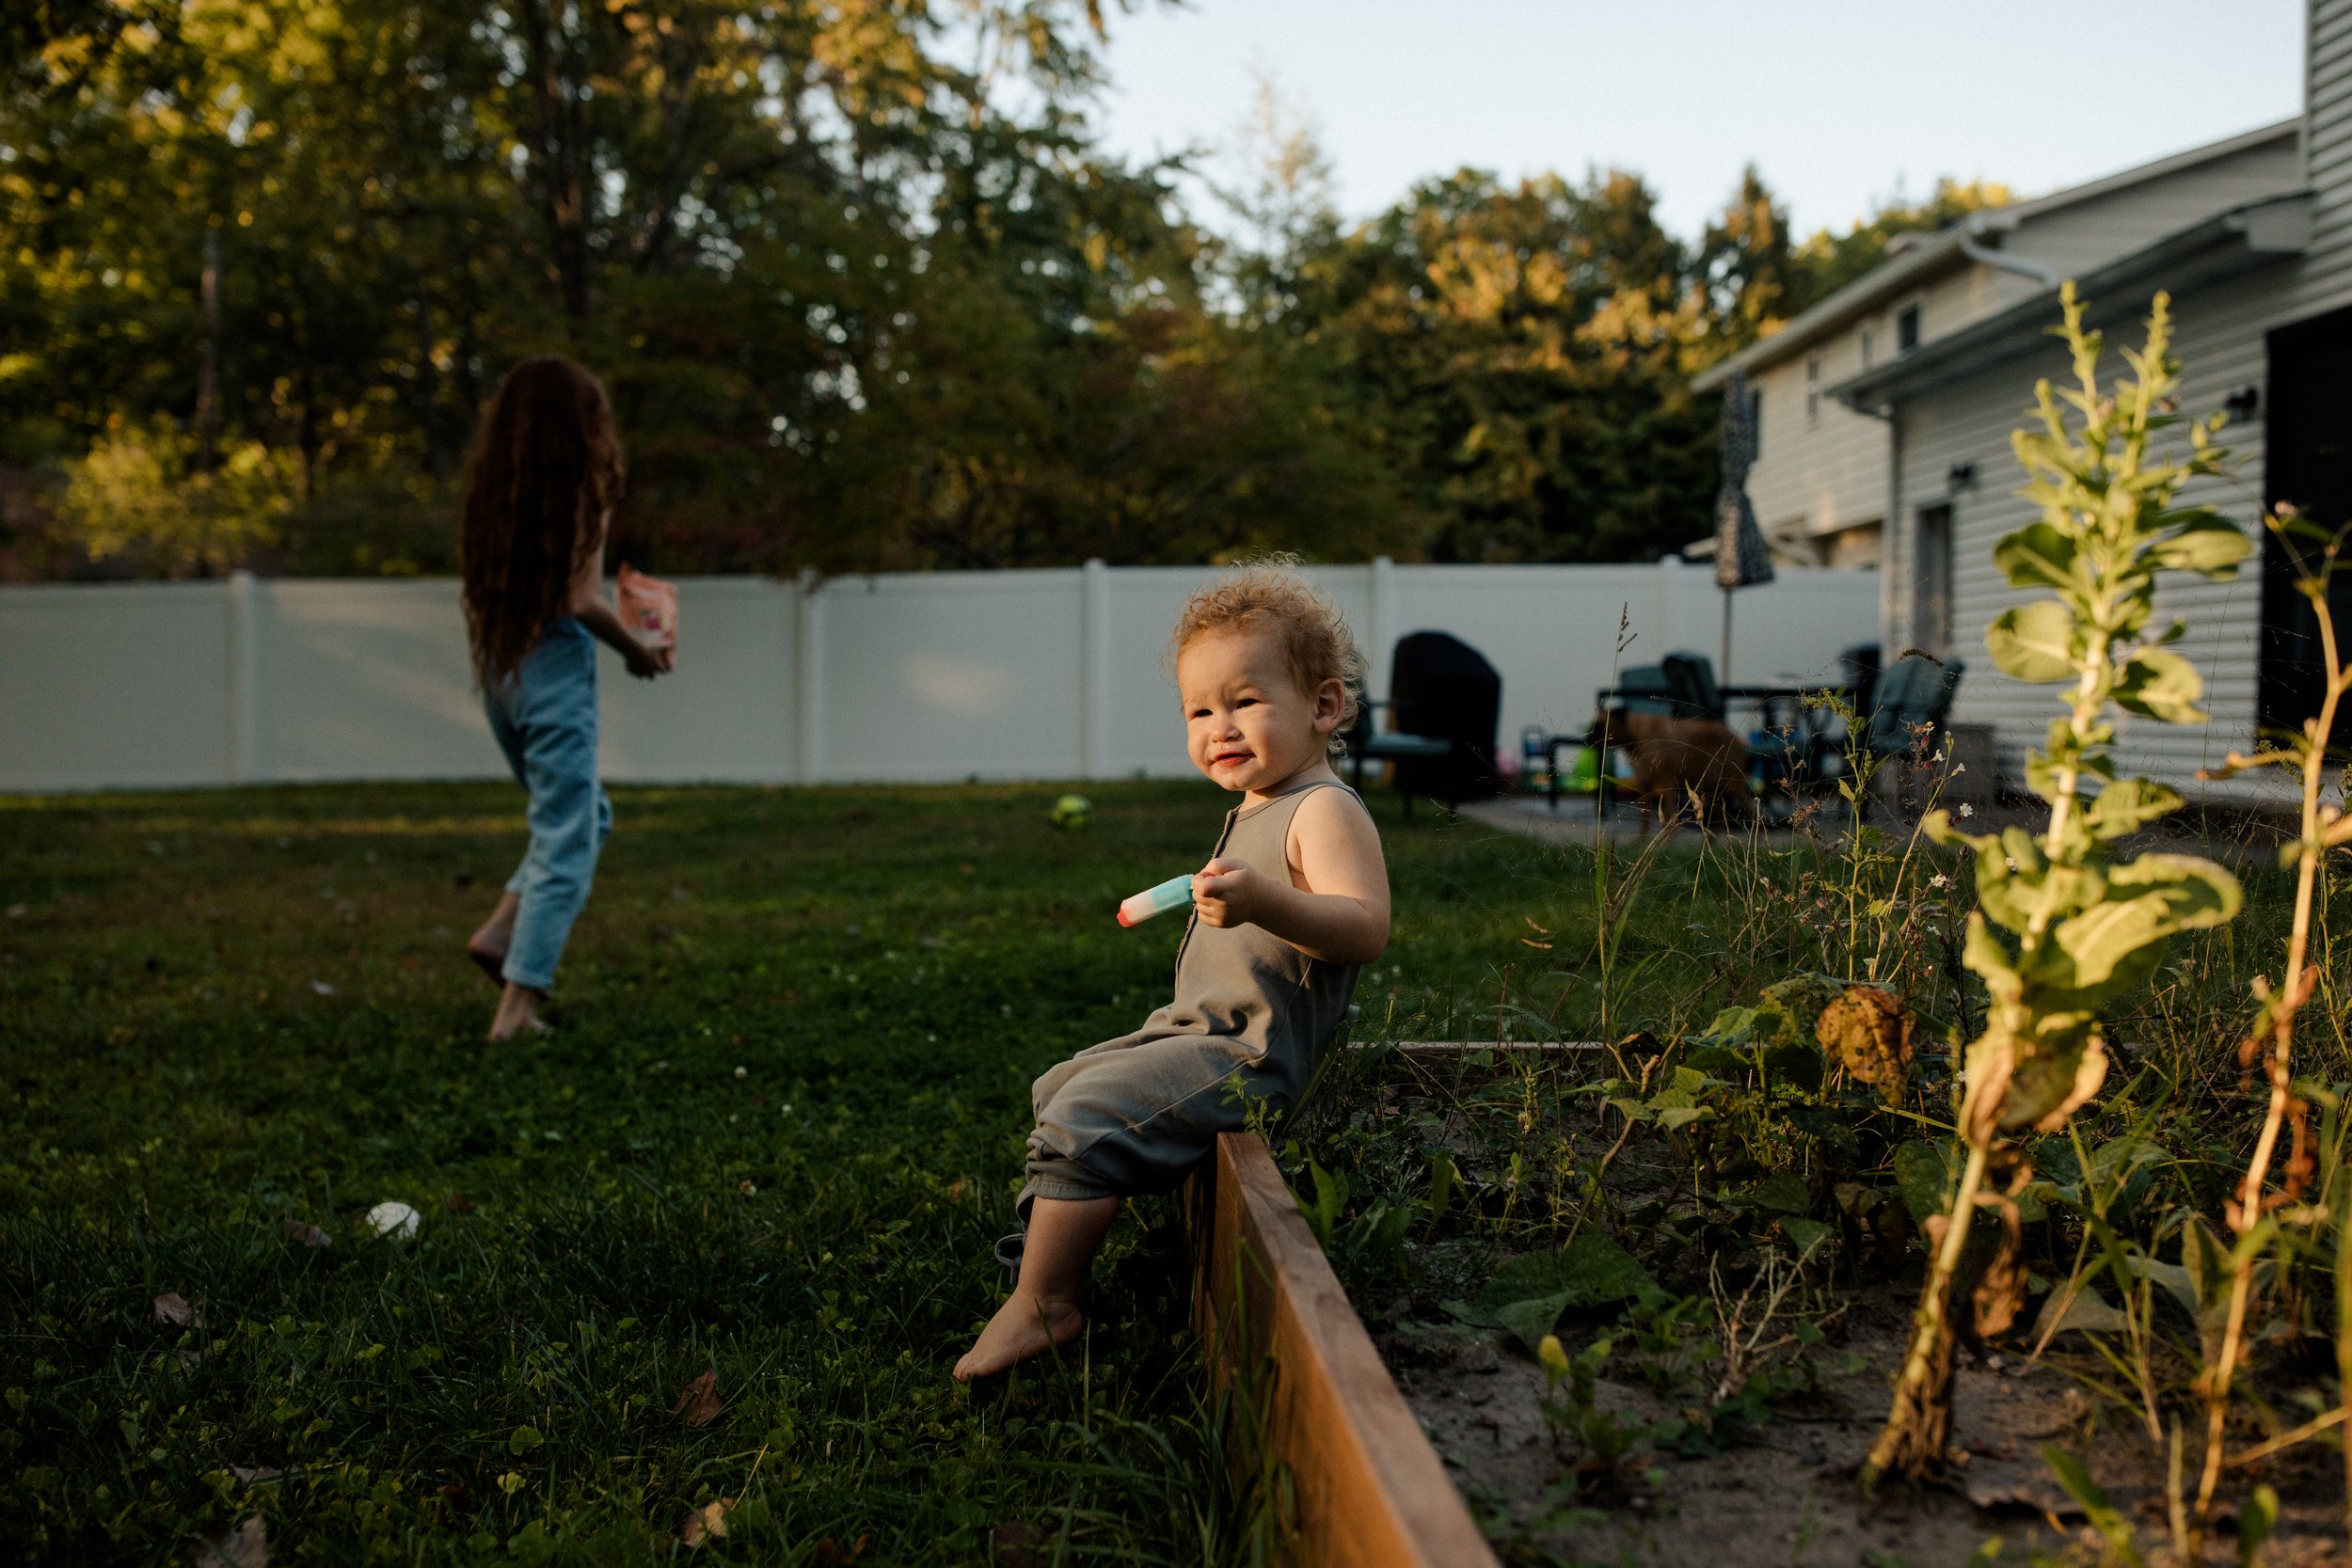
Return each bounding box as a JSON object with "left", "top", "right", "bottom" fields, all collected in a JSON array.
[{"left": 1188, "top": 1132, "right": 1500, "bottom": 1568}]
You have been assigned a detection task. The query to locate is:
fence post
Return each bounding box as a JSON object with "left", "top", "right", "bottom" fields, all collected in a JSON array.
[
  {"left": 795, "top": 567, "right": 822, "bottom": 786},
  {"left": 1658, "top": 553, "right": 1685, "bottom": 666},
  {"left": 225, "top": 569, "right": 261, "bottom": 784},
  {"left": 1367, "top": 555, "right": 1397, "bottom": 703},
  {"left": 1080, "top": 558, "right": 1110, "bottom": 779}
]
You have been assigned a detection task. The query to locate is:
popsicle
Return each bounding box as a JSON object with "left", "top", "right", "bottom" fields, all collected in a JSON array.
[
  {"left": 616, "top": 563, "right": 679, "bottom": 651},
  {"left": 1117, "top": 874, "right": 1194, "bottom": 927}
]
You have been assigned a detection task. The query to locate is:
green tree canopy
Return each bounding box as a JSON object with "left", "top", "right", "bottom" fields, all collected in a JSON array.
[{"left": 0, "top": 8, "right": 2003, "bottom": 578}]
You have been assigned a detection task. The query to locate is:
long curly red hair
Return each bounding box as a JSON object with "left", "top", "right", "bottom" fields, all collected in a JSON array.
[{"left": 459, "top": 356, "right": 626, "bottom": 688}]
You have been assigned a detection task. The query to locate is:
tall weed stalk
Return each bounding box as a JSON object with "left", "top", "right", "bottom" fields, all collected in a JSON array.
[
  {"left": 2191, "top": 512, "right": 2352, "bottom": 1551},
  {"left": 1866, "top": 286, "right": 2249, "bottom": 1483}
]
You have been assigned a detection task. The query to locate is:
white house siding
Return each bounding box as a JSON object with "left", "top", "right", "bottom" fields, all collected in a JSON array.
[
  {"left": 2292, "top": 0, "right": 2352, "bottom": 319},
  {"left": 1747, "top": 344, "right": 1893, "bottom": 548},
  {"left": 1886, "top": 272, "right": 2283, "bottom": 799},
  {"left": 2003, "top": 135, "right": 2304, "bottom": 279},
  {"left": 1740, "top": 121, "right": 2304, "bottom": 573}
]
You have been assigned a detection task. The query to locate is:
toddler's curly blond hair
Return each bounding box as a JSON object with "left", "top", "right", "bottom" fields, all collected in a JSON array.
[{"left": 1170, "top": 559, "right": 1364, "bottom": 750}]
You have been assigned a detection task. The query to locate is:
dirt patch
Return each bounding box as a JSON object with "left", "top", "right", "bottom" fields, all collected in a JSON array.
[{"left": 1374, "top": 1297, "right": 2348, "bottom": 1566}]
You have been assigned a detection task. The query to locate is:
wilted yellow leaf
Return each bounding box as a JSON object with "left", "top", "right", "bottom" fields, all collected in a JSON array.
[{"left": 680, "top": 1497, "right": 736, "bottom": 1547}]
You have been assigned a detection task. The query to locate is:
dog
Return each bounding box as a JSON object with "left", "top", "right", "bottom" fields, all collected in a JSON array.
[{"left": 1591, "top": 705, "right": 1755, "bottom": 834}]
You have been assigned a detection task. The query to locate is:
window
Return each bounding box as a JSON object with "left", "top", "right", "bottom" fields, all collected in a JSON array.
[
  {"left": 1748, "top": 387, "right": 1763, "bottom": 457},
  {"left": 1805, "top": 356, "right": 1820, "bottom": 422},
  {"left": 1915, "top": 502, "right": 1954, "bottom": 657},
  {"left": 1861, "top": 324, "right": 1876, "bottom": 370},
  {"left": 1898, "top": 303, "right": 1922, "bottom": 355}
]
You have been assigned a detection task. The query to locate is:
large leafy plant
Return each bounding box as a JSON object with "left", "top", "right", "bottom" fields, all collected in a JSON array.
[{"left": 1866, "top": 286, "right": 2249, "bottom": 1482}]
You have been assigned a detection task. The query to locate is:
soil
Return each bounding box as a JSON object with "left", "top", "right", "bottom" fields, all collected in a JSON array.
[{"left": 1373, "top": 1293, "right": 2349, "bottom": 1567}]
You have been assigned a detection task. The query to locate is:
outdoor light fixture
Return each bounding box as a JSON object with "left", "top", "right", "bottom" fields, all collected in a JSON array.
[
  {"left": 1947, "top": 462, "right": 1977, "bottom": 493},
  {"left": 2225, "top": 385, "right": 2261, "bottom": 423}
]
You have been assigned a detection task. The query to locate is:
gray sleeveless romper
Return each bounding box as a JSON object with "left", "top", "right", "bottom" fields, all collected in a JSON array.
[{"left": 1020, "top": 778, "right": 1368, "bottom": 1217}]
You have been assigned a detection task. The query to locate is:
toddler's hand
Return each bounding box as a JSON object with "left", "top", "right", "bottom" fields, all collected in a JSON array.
[
  {"left": 1193, "top": 858, "right": 1269, "bottom": 929},
  {"left": 624, "top": 639, "right": 674, "bottom": 679}
]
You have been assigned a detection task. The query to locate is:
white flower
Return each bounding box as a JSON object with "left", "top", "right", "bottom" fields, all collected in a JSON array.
[
  {"left": 1952, "top": 763, "right": 1967, "bottom": 774},
  {"left": 1931, "top": 874, "right": 1949, "bottom": 890},
  {"left": 1957, "top": 803, "right": 1975, "bottom": 817},
  {"left": 734, "top": 1066, "right": 748, "bottom": 1079}
]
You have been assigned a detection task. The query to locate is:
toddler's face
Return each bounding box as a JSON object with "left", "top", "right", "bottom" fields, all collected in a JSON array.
[{"left": 1176, "top": 626, "right": 1343, "bottom": 795}]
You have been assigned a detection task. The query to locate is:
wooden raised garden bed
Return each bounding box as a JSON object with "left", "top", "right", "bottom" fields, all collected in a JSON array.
[{"left": 1187, "top": 1131, "right": 1500, "bottom": 1568}]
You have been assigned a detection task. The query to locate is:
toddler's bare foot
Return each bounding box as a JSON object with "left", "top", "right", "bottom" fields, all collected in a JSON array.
[
  {"left": 467, "top": 893, "right": 520, "bottom": 988},
  {"left": 953, "top": 1290, "right": 1084, "bottom": 1382},
  {"left": 487, "top": 982, "right": 549, "bottom": 1041}
]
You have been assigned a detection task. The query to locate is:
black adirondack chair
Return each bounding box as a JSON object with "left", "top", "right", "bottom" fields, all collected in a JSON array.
[{"left": 1348, "top": 631, "right": 1501, "bottom": 810}]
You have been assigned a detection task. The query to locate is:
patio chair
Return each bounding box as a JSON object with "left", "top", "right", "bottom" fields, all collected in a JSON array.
[
  {"left": 1861, "top": 652, "right": 1965, "bottom": 761},
  {"left": 1660, "top": 651, "right": 1726, "bottom": 723},
  {"left": 1839, "top": 644, "right": 1883, "bottom": 722},
  {"left": 1592, "top": 663, "right": 1677, "bottom": 717},
  {"left": 1346, "top": 631, "right": 1502, "bottom": 813},
  {"left": 1343, "top": 699, "right": 1451, "bottom": 810},
  {"left": 1854, "top": 653, "right": 1966, "bottom": 816}
]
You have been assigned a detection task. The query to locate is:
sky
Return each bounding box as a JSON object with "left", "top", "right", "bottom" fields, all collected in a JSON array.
[{"left": 1088, "top": 1, "right": 2308, "bottom": 244}]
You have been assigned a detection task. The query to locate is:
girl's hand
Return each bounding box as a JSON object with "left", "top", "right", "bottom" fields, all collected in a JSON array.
[
  {"left": 623, "top": 639, "right": 674, "bottom": 680},
  {"left": 1192, "top": 859, "right": 1268, "bottom": 929}
]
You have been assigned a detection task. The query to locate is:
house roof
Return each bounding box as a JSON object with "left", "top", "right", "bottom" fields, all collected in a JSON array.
[
  {"left": 1829, "top": 190, "right": 2312, "bottom": 411},
  {"left": 1692, "top": 118, "right": 2303, "bottom": 393}
]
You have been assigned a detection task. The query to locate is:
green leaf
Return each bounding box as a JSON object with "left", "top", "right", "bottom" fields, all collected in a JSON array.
[
  {"left": 1894, "top": 1140, "right": 1956, "bottom": 1225},
  {"left": 1494, "top": 1291, "right": 1572, "bottom": 1354},
  {"left": 1744, "top": 1170, "right": 1811, "bottom": 1214},
  {"left": 1986, "top": 598, "right": 2075, "bottom": 683},
  {"left": 2146, "top": 514, "right": 2250, "bottom": 579},
  {"left": 1682, "top": 1044, "right": 1747, "bottom": 1077},
  {"left": 2177, "top": 1212, "right": 2236, "bottom": 1356},
  {"left": 2041, "top": 1446, "right": 2144, "bottom": 1568},
  {"left": 2125, "top": 1250, "right": 2199, "bottom": 1323},
  {"left": 2049, "top": 854, "right": 2239, "bottom": 989},
  {"left": 2238, "top": 1483, "right": 2280, "bottom": 1566},
  {"left": 1993, "top": 522, "right": 2083, "bottom": 591},
  {"left": 1697, "top": 1006, "right": 1757, "bottom": 1048},
  {"left": 2028, "top": 1283, "right": 2130, "bottom": 1339},
  {"left": 1473, "top": 1230, "right": 1660, "bottom": 1320},
  {"left": 1779, "top": 1216, "right": 1835, "bottom": 1256},
  {"left": 2113, "top": 646, "right": 2207, "bottom": 723},
  {"left": 2083, "top": 778, "right": 2183, "bottom": 842},
  {"left": 1961, "top": 915, "right": 2024, "bottom": 1005},
  {"left": 2085, "top": 1134, "right": 2171, "bottom": 1197},
  {"left": 507, "top": 1424, "right": 543, "bottom": 1455}
]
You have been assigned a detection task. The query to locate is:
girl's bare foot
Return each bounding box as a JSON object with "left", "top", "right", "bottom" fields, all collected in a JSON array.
[
  {"left": 487, "top": 981, "right": 550, "bottom": 1040},
  {"left": 953, "top": 1290, "right": 1084, "bottom": 1382},
  {"left": 467, "top": 893, "right": 520, "bottom": 987}
]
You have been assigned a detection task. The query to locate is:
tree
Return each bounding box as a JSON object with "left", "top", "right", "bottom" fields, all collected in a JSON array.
[
  {"left": 1791, "top": 177, "right": 2010, "bottom": 311},
  {"left": 1283, "top": 167, "right": 1716, "bottom": 563}
]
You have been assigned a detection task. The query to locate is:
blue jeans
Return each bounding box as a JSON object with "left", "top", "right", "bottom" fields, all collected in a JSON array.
[{"left": 485, "top": 619, "right": 612, "bottom": 992}]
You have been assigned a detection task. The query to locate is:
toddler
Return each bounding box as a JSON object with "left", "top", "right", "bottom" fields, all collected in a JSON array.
[{"left": 954, "top": 564, "right": 1391, "bottom": 1381}]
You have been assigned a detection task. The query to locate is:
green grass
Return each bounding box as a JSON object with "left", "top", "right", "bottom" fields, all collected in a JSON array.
[{"left": 0, "top": 778, "right": 1731, "bottom": 1566}]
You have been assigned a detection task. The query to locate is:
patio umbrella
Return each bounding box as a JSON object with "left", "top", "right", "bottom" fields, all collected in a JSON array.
[{"left": 1712, "top": 368, "right": 1774, "bottom": 680}]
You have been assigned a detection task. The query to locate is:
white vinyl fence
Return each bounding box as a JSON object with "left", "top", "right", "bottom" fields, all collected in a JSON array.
[{"left": 0, "top": 559, "right": 1879, "bottom": 793}]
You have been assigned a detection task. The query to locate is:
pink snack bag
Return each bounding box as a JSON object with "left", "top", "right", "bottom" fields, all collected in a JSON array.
[{"left": 616, "top": 564, "right": 678, "bottom": 657}]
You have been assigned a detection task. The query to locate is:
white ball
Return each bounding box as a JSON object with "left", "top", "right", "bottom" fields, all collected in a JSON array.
[{"left": 366, "top": 1200, "right": 421, "bottom": 1241}]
